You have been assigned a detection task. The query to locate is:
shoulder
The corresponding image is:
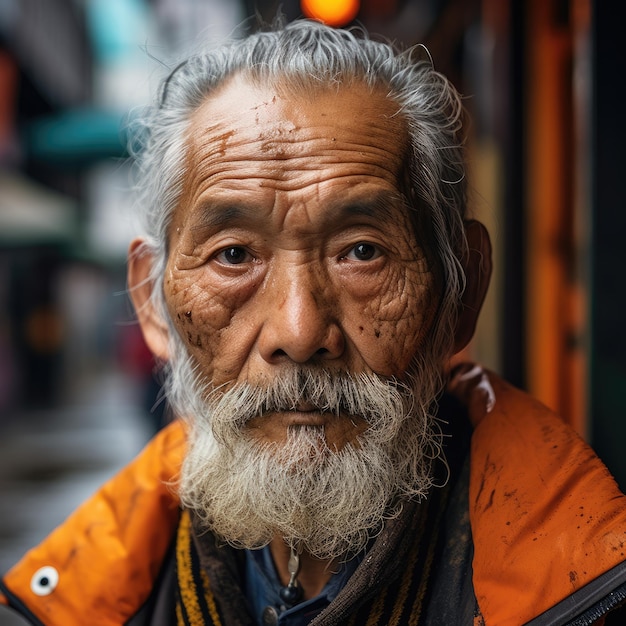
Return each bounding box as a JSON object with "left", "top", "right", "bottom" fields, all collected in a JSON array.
[
  {"left": 450, "top": 365, "right": 626, "bottom": 625},
  {"left": 0, "top": 420, "right": 186, "bottom": 626}
]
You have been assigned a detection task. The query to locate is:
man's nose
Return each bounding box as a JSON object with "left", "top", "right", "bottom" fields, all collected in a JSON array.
[{"left": 257, "top": 266, "right": 345, "bottom": 364}]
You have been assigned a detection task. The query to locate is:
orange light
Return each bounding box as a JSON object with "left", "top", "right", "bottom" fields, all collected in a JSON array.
[{"left": 301, "top": 0, "right": 360, "bottom": 27}]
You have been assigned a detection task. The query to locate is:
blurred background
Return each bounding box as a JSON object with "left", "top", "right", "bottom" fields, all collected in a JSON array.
[{"left": 0, "top": 0, "right": 624, "bottom": 573}]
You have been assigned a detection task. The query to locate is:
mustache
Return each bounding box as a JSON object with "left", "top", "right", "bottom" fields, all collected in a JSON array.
[{"left": 200, "top": 367, "right": 416, "bottom": 443}]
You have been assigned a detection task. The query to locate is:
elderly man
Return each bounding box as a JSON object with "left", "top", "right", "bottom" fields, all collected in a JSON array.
[{"left": 2, "top": 19, "right": 626, "bottom": 626}]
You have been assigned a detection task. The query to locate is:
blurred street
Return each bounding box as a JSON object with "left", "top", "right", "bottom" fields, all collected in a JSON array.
[{"left": 0, "top": 367, "right": 155, "bottom": 575}]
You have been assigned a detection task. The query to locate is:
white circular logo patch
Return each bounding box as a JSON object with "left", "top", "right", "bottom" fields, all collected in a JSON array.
[{"left": 30, "top": 566, "right": 59, "bottom": 596}]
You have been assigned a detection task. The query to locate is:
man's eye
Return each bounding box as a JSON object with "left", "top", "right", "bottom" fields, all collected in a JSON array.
[
  {"left": 216, "top": 247, "right": 252, "bottom": 265},
  {"left": 345, "top": 243, "right": 381, "bottom": 261}
]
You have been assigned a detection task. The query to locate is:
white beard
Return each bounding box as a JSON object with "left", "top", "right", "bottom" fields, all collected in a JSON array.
[{"left": 164, "top": 331, "right": 446, "bottom": 561}]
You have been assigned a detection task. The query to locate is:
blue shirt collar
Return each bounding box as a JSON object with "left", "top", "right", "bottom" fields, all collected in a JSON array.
[{"left": 244, "top": 546, "right": 363, "bottom": 625}]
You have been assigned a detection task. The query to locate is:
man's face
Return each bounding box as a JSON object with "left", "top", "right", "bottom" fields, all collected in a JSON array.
[{"left": 163, "top": 75, "right": 437, "bottom": 449}]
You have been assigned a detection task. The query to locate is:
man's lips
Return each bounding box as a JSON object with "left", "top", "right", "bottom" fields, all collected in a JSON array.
[
  {"left": 250, "top": 409, "right": 331, "bottom": 428},
  {"left": 282, "top": 410, "right": 329, "bottom": 427},
  {"left": 244, "top": 406, "right": 370, "bottom": 446}
]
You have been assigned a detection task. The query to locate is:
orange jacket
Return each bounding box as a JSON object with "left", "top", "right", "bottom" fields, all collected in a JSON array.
[
  {"left": 2, "top": 369, "right": 626, "bottom": 625},
  {"left": 461, "top": 370, "right": 626, "bottom": 624},
  {"left": 0, "top": 417, "right": 186, "bottom": 625}
]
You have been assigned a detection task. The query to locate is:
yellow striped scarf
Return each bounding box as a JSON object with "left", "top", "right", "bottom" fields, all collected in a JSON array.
[{"left": 174, "top": 483, "right": 449, "bottom": 626}]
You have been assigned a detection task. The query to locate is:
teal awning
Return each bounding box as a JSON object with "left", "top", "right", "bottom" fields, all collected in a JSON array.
[{"left": 25, "top": 109, "right": 128, "bottom": 167}]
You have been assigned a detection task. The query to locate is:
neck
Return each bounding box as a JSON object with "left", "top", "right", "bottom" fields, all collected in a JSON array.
[{"left": 269, "top": 537, "right": 336, "bottom": 600}]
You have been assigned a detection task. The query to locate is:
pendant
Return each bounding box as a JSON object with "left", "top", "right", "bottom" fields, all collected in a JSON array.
[{"left": 279, "top": 546, "right": 303, "bottom": 608}]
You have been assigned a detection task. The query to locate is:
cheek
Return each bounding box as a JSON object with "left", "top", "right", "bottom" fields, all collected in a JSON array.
[
  {"left": 164, "top": 269, "right": 248, "bottom": 381},
  {"left": 348, "top": 265, "right": 436, "bottom": 376}
]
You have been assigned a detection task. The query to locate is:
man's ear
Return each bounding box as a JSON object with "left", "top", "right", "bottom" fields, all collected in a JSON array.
[
  {"left": 453, "top": 220, "right": 492, "bottom": 354},
  {"left": 127, "top": 238, "right": 170, "bottom": 361}
]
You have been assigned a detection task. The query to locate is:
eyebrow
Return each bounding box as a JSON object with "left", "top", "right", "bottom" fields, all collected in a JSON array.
[
  {"left": 191, "top": 203, "right": 259, "bottom": 232},
  {"left": 190, "top": 189, "right": 408, "bottom": 233},
  {"left": 330, "top": 191, "right": 407, "bottom": 223}
]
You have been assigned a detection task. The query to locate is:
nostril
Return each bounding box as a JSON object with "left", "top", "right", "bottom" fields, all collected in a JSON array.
[{"left": 261, "top": 312, "right": 345, "bottom": 364}]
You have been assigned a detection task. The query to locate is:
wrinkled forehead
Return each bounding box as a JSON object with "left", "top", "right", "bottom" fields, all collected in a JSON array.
[
  {"left": 169, "top": 73, "right": 442, "bottom": 284},
  {"left": 184, "top": 72, "right": 411, "bottom": 177}
]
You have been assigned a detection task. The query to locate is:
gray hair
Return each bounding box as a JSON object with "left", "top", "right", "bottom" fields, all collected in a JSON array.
[{"left": 130, "top": 18, "right": 469, "bottom": 364}]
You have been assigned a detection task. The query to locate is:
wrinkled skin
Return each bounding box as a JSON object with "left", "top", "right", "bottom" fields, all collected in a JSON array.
[
  {"left": 160, "top": 76, "right": 437, "bottom": 449},
  {"left": 125, "top": 73, "right": 493, "bottom": 593}
]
